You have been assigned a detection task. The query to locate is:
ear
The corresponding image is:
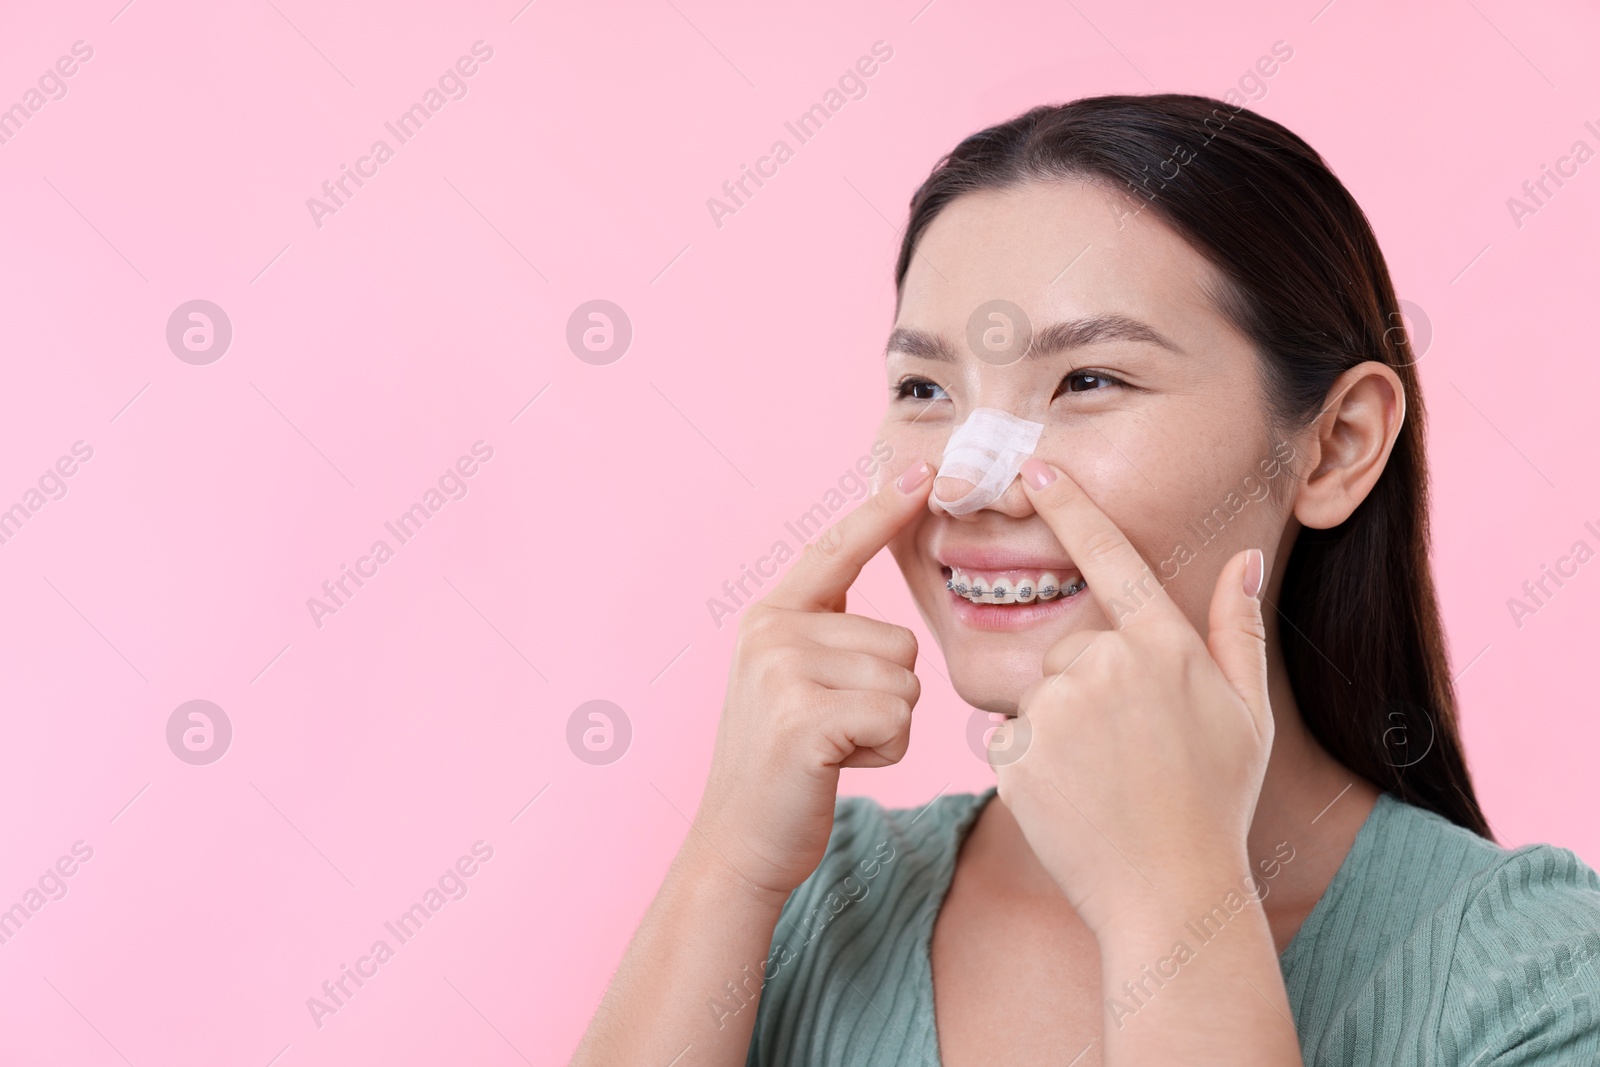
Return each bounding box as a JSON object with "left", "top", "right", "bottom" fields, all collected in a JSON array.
[{"left": 1292, "top": 362, "right": 1405, "bottom": 530}]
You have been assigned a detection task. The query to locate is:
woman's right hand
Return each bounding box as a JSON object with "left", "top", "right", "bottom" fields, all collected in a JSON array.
[{"left": 692, "top": 460, "right": 934, "bottom": 906}]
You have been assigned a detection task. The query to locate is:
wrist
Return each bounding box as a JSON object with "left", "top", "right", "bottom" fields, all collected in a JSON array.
[
  {"left": 674, "top": 824, "right": 794, "bottom": 914},
  {"left": 1090, "top": 862, "right": 1268, "bottom": 961}
]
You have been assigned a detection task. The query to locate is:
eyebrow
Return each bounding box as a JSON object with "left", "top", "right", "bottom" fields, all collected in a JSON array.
[{"left": 884, "top": 313, "right": 1186, "bottom": 362}]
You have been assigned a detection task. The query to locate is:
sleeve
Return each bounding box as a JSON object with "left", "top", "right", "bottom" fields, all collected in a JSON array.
[{"left": 1436, "top": 845, "right": 1600, "bottom": 1065}]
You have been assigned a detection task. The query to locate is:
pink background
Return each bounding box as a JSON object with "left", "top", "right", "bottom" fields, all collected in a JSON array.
[{"left": 1, "top": 0, "right": 1597, "bottom": 1063}]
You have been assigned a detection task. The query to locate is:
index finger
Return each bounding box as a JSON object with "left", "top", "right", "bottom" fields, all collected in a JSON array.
[
  {"left": 765, "top": 460, "right": 934, "bottom": 613},
  {"left": 1015, "top": 457, "right": 1182, "bottom": 629}
]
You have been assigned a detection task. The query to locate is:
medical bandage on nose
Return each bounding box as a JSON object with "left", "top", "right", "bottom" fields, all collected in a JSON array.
[{"left": 929, "top": 407, "right": 1044, "bottom": 516}]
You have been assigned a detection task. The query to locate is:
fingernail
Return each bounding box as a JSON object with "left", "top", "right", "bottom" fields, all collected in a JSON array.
[
  {"left": 897, "top": 461, "right": 932, "bottom": 493},
  {"left": 1243, "top": 548, "right": 1264, "bottom": 600},
  {"left": 1020, "top": 458, "right": 1056, "bottom": 490}
]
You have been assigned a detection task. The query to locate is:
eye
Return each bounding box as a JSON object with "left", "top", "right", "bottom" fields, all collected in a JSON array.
[
  {"left": 893, "top": 376, "right": 949, "bottom": 402},
  {"left": 1055, "top": 370, "right": 1123, "bottom": 397}
]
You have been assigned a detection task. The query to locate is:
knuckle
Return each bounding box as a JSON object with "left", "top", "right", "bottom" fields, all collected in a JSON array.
[
  {"left": 740, "top": 604, "right": 778, "bottom": 641},
  {"left": 778, "top": 679, "right": 823, "bottom": 726},
  {"left": 768, "top": 643, "right": 808, "bottom": 676},
  {"left": 887, "top": 698, "right": 913, "bottom": 731},
  {"left": 896, "top": 667, "right": 922, "bottom": 704},
  {"left": 811, "top": 523, "right": 847, "bottom": 562},
  {"left": 1078, "top": 527, "right": 1127, "bottom": 567},
  {"left": 751, "top": 646, "right": 800, "bottom": 695},
  {"left": 890, "top": 624, "right": 919, "bottom": 664},
  {"left": 1238, "top": 610, "right": 1268, "bottom": 643},
  {"left": 874, "top": 486, "right": 906, "bottom": 524}
]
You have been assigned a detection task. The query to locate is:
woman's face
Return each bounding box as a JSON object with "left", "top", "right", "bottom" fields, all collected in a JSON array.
[{"left": 878, "top": 179, "right": 1300, "bottom": 714}]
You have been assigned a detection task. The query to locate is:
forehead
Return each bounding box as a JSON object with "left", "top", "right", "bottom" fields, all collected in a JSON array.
[{"left": 896, "top": 180, "right": 1233, "bottom": 348}]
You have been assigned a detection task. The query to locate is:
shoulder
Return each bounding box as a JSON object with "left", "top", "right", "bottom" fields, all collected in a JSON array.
[
  {"left": 1297, "top": 793, "right": 1600, "bottom": 1065},
  {"left": 1439, "top": 835, "right": 1600, "bottom": 1064},
  {"left": 1370, "top": 794, "right": 1600, "bottom": 960}
]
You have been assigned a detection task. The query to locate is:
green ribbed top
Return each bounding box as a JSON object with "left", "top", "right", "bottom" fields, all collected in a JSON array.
[{"left": 745, "top": 789, "right": 1600, "bottom": 1065}]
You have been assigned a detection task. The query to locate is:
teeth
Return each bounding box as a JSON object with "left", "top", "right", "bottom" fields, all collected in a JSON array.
[
  {"left": 946, "top": 567, "right": 1085, "bottom": 604},
  {"left": 1038, "top": 571, "right": 1059, "bottom": 600}
]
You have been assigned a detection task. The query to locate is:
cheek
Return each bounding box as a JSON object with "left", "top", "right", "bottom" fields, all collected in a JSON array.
[
  {"left": 1033, "top": 423, "right": 1176, "bottom": 547},
  {"left": 887, "top": 533, "right": 922, "bottom": 588},
  {"left": 1036, "top": 420, "right": 1280, "bottom": 626},
  {"left": 873, "top": 415, "right": 951, "bottom": 491},
  {"left": 887, "top": 526, "right": 942, "bottom": 632}
]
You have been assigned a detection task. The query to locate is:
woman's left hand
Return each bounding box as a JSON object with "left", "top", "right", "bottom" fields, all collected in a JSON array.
[{"left": 993, "top": 457, "right": 1275, "bottom": 940}]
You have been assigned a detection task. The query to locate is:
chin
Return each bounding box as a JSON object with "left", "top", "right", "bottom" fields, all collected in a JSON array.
[
  {"left": 959, "top": 689, "right": 1022, "bottom": 717},
  {"left": 942, "top": 644, "right": 1046, "bottom": 717}
]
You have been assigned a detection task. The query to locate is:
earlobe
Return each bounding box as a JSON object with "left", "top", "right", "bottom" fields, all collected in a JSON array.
[{"left": 1292, "top": 363, "right": 1405, "bottom": 530}]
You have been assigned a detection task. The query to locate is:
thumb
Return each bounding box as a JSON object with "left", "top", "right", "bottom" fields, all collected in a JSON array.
[{"left": 1207, "top": 548, "right": 1271, "bottom": 730}]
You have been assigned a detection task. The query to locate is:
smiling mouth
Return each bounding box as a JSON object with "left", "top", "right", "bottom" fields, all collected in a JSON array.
[{"left": 940, "top": 565, "right": 1088, "bottom": 605}]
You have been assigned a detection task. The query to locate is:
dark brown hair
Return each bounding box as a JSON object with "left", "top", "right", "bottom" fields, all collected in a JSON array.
[{"left": 893, "top": 93, "right": 1491, "bottom": 838}]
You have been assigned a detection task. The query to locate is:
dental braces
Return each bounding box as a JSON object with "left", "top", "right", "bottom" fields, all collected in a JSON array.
[{"left": 946, "top": 577, "right": 1087, "bottom": 602}]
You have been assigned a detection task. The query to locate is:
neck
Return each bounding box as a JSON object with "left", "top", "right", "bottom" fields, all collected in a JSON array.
[{"left": 1239, "top": 646, "right": 1380, "bottom": 935}]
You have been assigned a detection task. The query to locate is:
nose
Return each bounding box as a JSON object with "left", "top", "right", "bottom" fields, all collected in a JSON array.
[
  {"left": 930, "top": 470, "right": 1035, "bottom": 518},
  {"left": 926, "top": 407, "right": 1045, "bottom": 517}
]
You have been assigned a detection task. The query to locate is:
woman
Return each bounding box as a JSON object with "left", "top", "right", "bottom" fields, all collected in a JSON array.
[{"left": 573, "top": 94, "right": 1600, "bottom": 1065}]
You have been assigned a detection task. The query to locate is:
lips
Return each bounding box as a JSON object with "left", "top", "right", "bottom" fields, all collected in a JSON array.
[{"left": 935, "top": 547, "right": 1078, "bottom": 573}]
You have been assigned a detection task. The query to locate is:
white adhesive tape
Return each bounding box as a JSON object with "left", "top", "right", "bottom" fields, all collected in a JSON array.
[{"left": 929, "top": 407, "right": 1044, "bottom": 516}]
